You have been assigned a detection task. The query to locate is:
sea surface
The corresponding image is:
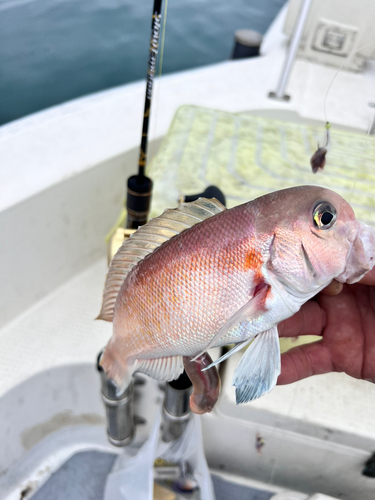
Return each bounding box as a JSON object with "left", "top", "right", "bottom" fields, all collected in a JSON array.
[{"left": 0, "top": 0, "right": 286, "bottom": 125}]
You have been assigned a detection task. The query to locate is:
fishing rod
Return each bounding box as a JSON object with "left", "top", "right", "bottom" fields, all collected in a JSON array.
[
  {"left": 126, "top": 0, "right": 163, "bottom": 229},
  {"left": 99, "top": 2, "right": 166, "bottom": 446}
]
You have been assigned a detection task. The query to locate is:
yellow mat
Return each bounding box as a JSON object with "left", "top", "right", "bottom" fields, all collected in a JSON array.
[{"left": 148, "top": 105, "right": 375, "bottom": 225}]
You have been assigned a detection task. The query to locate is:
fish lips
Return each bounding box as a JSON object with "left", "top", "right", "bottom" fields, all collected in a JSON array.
[{"left": 336, "top": 222, "right": 375, "bottom": 284}]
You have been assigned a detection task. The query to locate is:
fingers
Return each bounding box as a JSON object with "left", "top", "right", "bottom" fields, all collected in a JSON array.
[
  {"left": 321, "top": 271, "right": 375, "bottom": 294},
  {"left": 277, "top": 341, "right": 333, "bottom": 385},
  {"left": 319, "top": 270, "right": 375, "bottom": 289},
  {"left": 359, "top": 267, "right": 375, "bottom": 286},
  {"left": 278, "top": 300, "right": 326, "bottom": 338},
  {"left": 321, "top": 280, "right": 343, "bottom": 296}
]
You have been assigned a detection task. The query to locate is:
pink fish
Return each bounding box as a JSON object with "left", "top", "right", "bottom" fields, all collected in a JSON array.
[{"left": 98, "top": 186, "right": 375, "bottom": 408}]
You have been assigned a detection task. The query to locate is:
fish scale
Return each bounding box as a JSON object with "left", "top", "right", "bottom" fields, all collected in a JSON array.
[{"left": 111, "top": 214, "right": 258, "bottom": 363}]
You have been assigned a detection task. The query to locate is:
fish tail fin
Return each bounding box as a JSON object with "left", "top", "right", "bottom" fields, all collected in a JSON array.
[{"left": 99, "top": 338, "right": 135, "bottom": 394}]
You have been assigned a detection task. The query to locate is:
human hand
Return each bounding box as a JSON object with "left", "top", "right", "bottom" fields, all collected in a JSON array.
[{"left": 277, "top": 268, "right": 375, "bottom": 385}]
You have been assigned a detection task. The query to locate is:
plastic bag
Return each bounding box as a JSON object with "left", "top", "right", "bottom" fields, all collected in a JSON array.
[{"left": 104, "top": 407, "right": 215, "bottom": 500}]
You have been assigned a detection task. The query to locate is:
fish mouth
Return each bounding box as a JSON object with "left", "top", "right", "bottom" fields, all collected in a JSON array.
[{"left": 336, "top": 222, "right": 375, "bottom": 284}]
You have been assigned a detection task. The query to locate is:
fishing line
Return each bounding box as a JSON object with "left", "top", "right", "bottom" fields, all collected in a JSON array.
[
  {"left": 106, "top": 0, "right": 168, "bottom": 240},
  {"left": 317, "top": 40, "right": 375, "bottom": 207},
  {"left": 270, "top": 44, "right": 375, "bottom": 482},
  {"left": 150, "top": 0, "right": 169, "bottom": 151},
  {"left": 265, "top": 349, "right": 304, "bottom": 488},
  {"left": 136, "top": 0, "right": 163, "bottom": 182},
  {"left": 323, "top": 41, "right": 375, "bottom": 124},
  {"left": 123, "top": 0, "right": 168, "bottom": 230}
]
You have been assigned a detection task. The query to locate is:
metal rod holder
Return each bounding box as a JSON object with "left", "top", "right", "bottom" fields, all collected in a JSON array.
[
  {"left": 269, "top": 0, "right": 312, "bottom": 101},
  {"left": 162, "top": 371, "right": 193, "bottom": 443},
  {"left": 97, "top": 351, "right": 135, "bottom": 447}
]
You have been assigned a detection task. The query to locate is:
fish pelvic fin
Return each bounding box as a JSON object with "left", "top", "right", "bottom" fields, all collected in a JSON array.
[
  {"left": 201, "top": 338, "right": 253, "bottom": 371},
  {"left": 98, "top": 197, "right": 226, "bottom": 322},
  {"left": 233, "top": 326, "right": 281, "bottom": 404}
]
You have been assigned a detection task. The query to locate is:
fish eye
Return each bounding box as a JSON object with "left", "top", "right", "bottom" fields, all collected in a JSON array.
[{"left": 313, "top": 202, "right": 337, "bottom": 230}]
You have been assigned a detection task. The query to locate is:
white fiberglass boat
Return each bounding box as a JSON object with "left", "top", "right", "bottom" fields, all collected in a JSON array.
[{"left": 1, "top": 2, "right": 375, "bottom": 499}]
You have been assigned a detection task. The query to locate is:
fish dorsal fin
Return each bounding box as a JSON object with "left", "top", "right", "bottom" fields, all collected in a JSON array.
[{"left": 98, "top": 197, "right": 226, "bottom": 321}]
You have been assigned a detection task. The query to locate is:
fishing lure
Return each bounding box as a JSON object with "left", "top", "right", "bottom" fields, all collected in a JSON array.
[{"left": 310, "top": 122, "right": 331, "bottom": 173}]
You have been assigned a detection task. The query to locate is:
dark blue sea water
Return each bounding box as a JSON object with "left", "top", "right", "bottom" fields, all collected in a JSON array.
[{"left": 0, "top": 0, "right": 286, "bottom": 125}]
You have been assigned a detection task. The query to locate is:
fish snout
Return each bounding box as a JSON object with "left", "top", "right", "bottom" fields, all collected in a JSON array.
[{"left": 336, "top": 222, "right": 375, "bottom": 284}]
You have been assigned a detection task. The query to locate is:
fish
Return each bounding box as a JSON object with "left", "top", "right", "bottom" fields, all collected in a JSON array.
[{"left": 98, "top": 186, "right": 375, "bottom": 409}]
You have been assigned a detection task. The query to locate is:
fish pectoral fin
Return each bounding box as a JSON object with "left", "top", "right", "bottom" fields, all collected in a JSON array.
[
  {"left": 201, "top": 339, "right": 253, "bottom": 371},
  {"left": 135, "top": 355, "right": 184, "bottom": 381},
  {"left": 233, "top": 326, "right": 281, "bottom": 404},
  {"left": 192, "top": 284, "right": 269, "bottom": 361}
]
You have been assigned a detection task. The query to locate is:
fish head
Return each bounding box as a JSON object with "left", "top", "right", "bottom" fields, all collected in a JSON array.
[{"left": 254, "top": 186, "right": 375, "bottom": 297}]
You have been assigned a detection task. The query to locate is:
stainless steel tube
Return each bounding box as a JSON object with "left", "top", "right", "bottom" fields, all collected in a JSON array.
[
  {"left": 97, "top": 351, "right": 135, "bottom": 447},
  {"left": 162, "top": 371, "right": 193, "bottom": 443},
  {"left": 270, "top": 0, "right": 313, "bottom": 100}
]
